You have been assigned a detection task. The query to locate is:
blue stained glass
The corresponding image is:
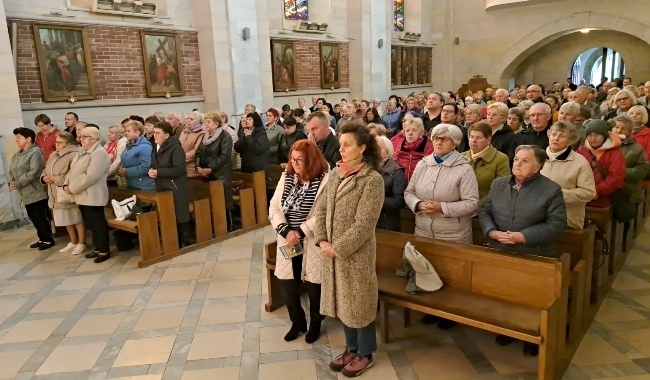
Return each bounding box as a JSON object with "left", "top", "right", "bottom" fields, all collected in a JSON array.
[{"left": 284, "top": 0, "right": 308, "bottom": 21}]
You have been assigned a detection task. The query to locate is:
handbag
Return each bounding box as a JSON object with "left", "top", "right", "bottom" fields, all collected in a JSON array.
[
  {"left": 126, "top": 201, "right": 156, "bottom": 221},
  {"left": 56, "top": 186, "right": 74, "bottom": 204},
  {"left": 111, "top": 195, "right": 137, "bottom": 221},
  {"left": 395, "top": 241, "right": 443, "bottom": 294},
  {"left": 589, "top": 152, "right": 636, "bottom": 222}
]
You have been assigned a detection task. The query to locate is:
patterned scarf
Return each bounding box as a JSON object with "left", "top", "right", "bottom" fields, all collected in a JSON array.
[
  {"left": 104, "top": 140, "right": 118, "bottom": 163},
  {"left": 281, "top": 173, "right": 323, "bottom": 215},
  {"left": 470, "top": 145, "right": 490, "bottom": 161},
  {"left": 336, "top": 158, "right": 365, "bottom": 179},
  {"left": 184, "top": 123, "right": 203, "bottom": 133},
  {"left": 203, "top": 128, "right": 223, "bottom": 146}
]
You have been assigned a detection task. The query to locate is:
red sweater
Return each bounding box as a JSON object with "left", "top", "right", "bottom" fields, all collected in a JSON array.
[
  {"left": 391, "top": 132, "right": 434, "bottom": 181},
  {"left": 632, "top": 127, "right": 650, "bottom": 162},
  {"left": 36, "top": 128, "right": 59, "bottom": 161}
]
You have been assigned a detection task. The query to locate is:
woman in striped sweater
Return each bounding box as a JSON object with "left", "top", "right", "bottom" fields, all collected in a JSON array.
[{"left": 269, "top": 140, "right": 330, "bottom": 344}]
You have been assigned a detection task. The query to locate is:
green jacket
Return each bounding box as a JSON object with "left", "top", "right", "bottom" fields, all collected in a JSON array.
[
  {"left": 620, "top": 137, "right": 649, "bottom": 203},
  {"left": 9, "top": 145, "right": 47, "bottom": 205},
  {"left": 462, "top": 146, "right": 511, "bottom": 205}
]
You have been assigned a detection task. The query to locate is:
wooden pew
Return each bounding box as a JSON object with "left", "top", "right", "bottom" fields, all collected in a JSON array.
[
  {"left": 644, "top": 180, "right": 650, "bottom": 219},
  {"left": 264, "top": 241, "right": 284, "bottom": 312},
  {"left": 267, "top": 164, "right": 284, "bottom": 191},
  {"left": 188, "top": 180, "right": 228, "bottom": 242},
  {"left": 585, "top": 205, "right": 613, "bottom": 302},
  {"left": 375, "top": 230, "right": 569, "bottom": 380},
  {"left": 105, "top": 187, "right": 179, "bottom": 265},
  {"left": 233, "top": 171, "right": 268, "bottom": 225}
]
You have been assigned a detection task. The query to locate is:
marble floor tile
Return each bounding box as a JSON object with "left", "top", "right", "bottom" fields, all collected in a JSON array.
[
  {"left": 109, "top": 269, "right": 154, "bottom": 286},
  {"left": 211, "top": 260, "right": 251, "bottom": 278},
  {"left": 259, "top": 326, "right": 314, "bottom": 354},
  {"left": 180, "top": 367, "right": 240, "bottom": 380},
  {"left": 407, "top": 346, "right": 479, "bottom": 380},
  {"left": 0, "top": 349, "right": 37, "bottom": 379},
  {"left": 0, "top": 317, "right": 63, "bottom": 343},
  {"left": 148, "top": 284, "right": 196, "bottom": 304},
  {"left": 113, "top": 335, "right": 177, "bottom": 367},
  {"left": 66, "top": 312, "right": 127, "bottom": 337},
  {"left": 595, "top": 298, "right": 647, "bottom": 323},
  {"left": 0, "top": 296, "right": 28, "bottom": 316},
  {"left": 30, "top": 294, "right": 85, "bottom": 314},
  {"left": 160, "top": 265, "right": 203, "bottom": 282},
  {"left": 197, "top": 302, "right": 247, "bottom": 325},
  {"left": 206, "top": 279, "right": 249, "bottom": 298},
  {"left": 133, "top": 306, "right": 187, "bottom": 331},
  {"left": 258, "top": 358, "right": 317, "bottom": 380},
  {"left": 35, "top": 342, "right": 106, "bottom": 375},
  {"left": 187, "top": 330, "right": 244, "bottom": 360},
  {"left": 0, "top": 278, "right": 50, "bottom": 295},
  {"left": 89, "top": 288, "right": 141, "bottom": 309},
  {"left": 572, "top": 333, "right": 632, "bottom": 366},
  {"left": 615, "top": 329, "right": 650, "bottom": 358}
]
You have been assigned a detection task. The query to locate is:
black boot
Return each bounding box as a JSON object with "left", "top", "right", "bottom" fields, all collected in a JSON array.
[
  {"left": 284, "top": 322, "right": 307, "bottom": 341},
  {"left": 178, "top": 222, "right": 196, "bottom": 247}
]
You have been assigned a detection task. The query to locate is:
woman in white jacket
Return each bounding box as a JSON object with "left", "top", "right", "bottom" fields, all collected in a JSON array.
[{"left": 269, "top": 140, "right": 330, "bottom": 344}]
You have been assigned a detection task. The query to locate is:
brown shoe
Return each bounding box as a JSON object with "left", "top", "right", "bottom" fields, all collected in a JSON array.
[
  {"left": 341, "top": 354, "right": 374, "bottom": 377},
  {"left": 329, "top": 348, "right": 356, "bottom": 372}
]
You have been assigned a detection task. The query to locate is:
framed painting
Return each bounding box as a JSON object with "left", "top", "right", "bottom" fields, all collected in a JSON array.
[
  {"left": 401, "top": 47, "right": 415, "bottom": 86},
  {"left": 320, "top": 43, "right": 340, "bottom": 89},
  {"left": 33, "top": 23, "right": 95, "bottom": 102},
  {"left": 271, "top": 40, "right": 296, "bottom": 91},
  {"left": 141, "top": 31, "right": 184, "bottom": 97},
  {"left": 391, "top": 46, "right": 398, "bottom": 85},
  {"left": 417, "top": 48, "right": 431, "bottom": 84}
]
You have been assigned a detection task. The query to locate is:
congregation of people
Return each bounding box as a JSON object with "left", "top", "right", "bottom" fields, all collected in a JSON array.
[{"left": 7, "top": 75, "right": 650, "bottom": 377}]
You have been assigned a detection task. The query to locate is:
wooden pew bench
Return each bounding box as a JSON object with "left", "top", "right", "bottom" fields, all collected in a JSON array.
[
  {"left": 233, "top": 171, "right": 268, "bottom": 228},
  {"left": 375, "top": 230, "right": 569, "bottom": 380},
  {"left": 585, "top": 205, "right": 615, "bottom": 301},
  {"left": 105, "top": 187, "right": 179, "bottom": 266},
  {"left": 267, "top": 164, "right": 284, "bottom": 192},
  {"left": 188, "top": 180, "right": 228, "bottom": 243}
]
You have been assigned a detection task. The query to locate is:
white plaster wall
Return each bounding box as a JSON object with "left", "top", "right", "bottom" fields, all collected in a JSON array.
[{"left": 437, "top": 0, "right": 650, "bottom": 90}]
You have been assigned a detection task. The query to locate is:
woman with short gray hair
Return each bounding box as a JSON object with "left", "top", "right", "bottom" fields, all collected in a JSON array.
[
  {"left": 391, "top": 117, "right": 433, "bottom": 181},
  {"left": 404, "top": 123, "right": 479, "bottom": 329},
  {"left": 611, "top": 115, "right": 649, "bottom": 204}
]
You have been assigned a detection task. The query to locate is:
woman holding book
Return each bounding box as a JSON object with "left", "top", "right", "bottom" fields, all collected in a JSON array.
[{"left": 269, "top": 140, "right": 330, "bottom": 344}]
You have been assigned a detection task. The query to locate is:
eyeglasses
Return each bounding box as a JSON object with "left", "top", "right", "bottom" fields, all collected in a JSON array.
[
  {"left": 616, "top": 97, "right": 630, "bottom": 102},
  {"left": 290, "top": 157, "right": 304, "bottom": 165},
  {"left": 529, "top": 113, "right": 550, "bottom": 118},
  {"left": 153, "top": 131, "right": 165, "bottom": 136},
  {"left": 432, "top": 136, "right": 452, "bottom": 143},
  {"left": 441, "top": 109, "right": 455, "bottom": 114},
  {"left": 79, "top": 135, "right": 94, "bottom": 140}
]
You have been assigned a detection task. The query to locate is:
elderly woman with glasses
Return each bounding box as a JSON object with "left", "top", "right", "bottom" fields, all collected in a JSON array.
[
  {"left": 391, "top": 117, "right": 433, "bottom": 181},
  {"left": 64, "top": 127, "right": 111, "bottom": 263},
  {"left": 604, "top": 89, "right": 637, "bottom": 120},
  {"left": 611, "top": 115, "right": 650, "bottom": 205},
  {"left": 405, "top": 124, "right": 479, "bottom": 329},
  {"left": 479, "top": 145, "right": 567, "bottom": 355},
  {"left": 628, "top": 105, "right": 650, "bottom": 162}
]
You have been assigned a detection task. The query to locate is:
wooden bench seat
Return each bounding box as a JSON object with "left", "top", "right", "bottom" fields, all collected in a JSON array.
[
  {"left": 233, "top": 171, "right": 268, "bottom": 225},
  {"left": 267, "top": 164, "right": 284, "bottom": 191},
  {"left": 188, "top": 180, "right": 228, "bottom": 242},
  {"left": 377, "top": 272, "right": 542, "bottom": 339},
  {"left": 375, "top": 230, "right": 569, "bottom": 380}
]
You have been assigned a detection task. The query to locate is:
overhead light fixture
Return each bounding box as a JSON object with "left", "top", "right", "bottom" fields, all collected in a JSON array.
[{"left": 580, "top": 28, "right": 590, "bottom": 34}]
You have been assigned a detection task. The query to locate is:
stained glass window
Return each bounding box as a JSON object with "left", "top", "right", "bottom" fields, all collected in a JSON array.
[
  {"left": 394, "top": 0, "right": 404, "bottom": 32},
  {"left": 284, "top": 0, "right": 308, "bottom": 21}
]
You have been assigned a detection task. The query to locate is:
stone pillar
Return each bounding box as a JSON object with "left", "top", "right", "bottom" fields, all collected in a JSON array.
[
  {"left": 0, "top": 2, "right": 30, "bottom": 231},
  {"left": 193, "top": 0, "right": 265, "bottom": 118},
  {"left": 348, "top": 0, "right": 390, "bottom": 101}
]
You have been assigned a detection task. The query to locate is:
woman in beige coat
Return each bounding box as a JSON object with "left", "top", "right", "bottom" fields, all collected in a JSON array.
[
  {"left": 179, "top": 111, "right": 206, "bottom": 177},
  {"left": 64, "top": 127, "right": 111, "bottom": 263},
  {"left": 314, "top": 121, "right": 384, "bottom": 377},
  {"left": 41, "top": 131, "right": 86, "bottom": 255},
  {"left": 269, "top": 140, "right": 330, "bottom": 344},
  {"left": 540, "top": 122, "right": 596, "bottom": 229}
]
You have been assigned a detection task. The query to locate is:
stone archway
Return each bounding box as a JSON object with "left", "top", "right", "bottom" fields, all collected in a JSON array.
[{"left": 487, "top": 12, "right": 650, "bottom": 87}]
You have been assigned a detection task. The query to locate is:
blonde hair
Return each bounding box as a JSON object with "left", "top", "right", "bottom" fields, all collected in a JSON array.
[
  {"left": 628, "top": 105, "right": 649, "bottom": 125},
  {"left": 376, "top": 135, "right": 394, "bottom": 158},
  {"left": 108, "top": 124, "right": 125, "bottom": 137},
  {"left": 204, "top": 111, "right": 223, "bottom": 125}
]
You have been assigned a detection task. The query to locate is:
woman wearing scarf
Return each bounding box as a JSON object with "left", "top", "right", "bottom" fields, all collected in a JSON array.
[
  {"left": 375, "top": 135, "right": 406, "bottom": 232},
  {"left": 269, "top": 140, "right": 329, "bottom": 344},
  {"left": 196, "top": 111, "right": 234, "bottom": 226},
  {"left": 628, "top": 105, "right": 650, "bottom": 163},
  {"left": 179, "top": 111, "right": 206, "bottom": 178},
  {"left": 576, "top": 120, "right": 626, "bottom": 200},
  {"left": 313, "top": 121, "right": 384, "bottom": 377},
  {"left": 461, "top": 122, "right": 510, "bottom": 206},
  {"left": 391, "top": 117, "right": 433, "bottom": 181},
  {"left": 611, "top": 116, "right": 649, "bottom": 208},
  {"left": 540, "top": 122, "right": 597, "bottom": 229},
  {"left": 105, "top": 124, "right": 128, "bottom": 186},
  {"left": 479, "top": 145, "right": 567, "bottom": 356}
]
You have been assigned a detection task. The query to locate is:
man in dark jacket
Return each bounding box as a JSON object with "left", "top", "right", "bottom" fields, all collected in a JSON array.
[
  {"left": 421, "top": 92, "right": 444, "bottom": 134},
  {"left": 305, "top": 111, "right": 341, "bottom": 168},
  {"left": 511, "top": 103, "right": 552, "bottom": 156}
]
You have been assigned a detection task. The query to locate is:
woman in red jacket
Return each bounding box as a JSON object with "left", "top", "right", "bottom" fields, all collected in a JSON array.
[
  {"left": 577, "top": 120, "right": 626, "bottom": 200},
  {"left": 391, "top": 117, "right": 433, "bottom": 181}
]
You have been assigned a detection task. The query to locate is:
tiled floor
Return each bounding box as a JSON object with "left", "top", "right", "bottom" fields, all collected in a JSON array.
[{"left": 0, "top": 223, "right": 648, "bottom": 380}]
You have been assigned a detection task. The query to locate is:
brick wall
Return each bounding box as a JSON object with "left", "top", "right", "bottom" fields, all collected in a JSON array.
[
  {"left": 10, "top": 20, "right": 202, "bottom": 103},
  {"left": 288, "top": 40, "right": 350, "bottom": 91}
]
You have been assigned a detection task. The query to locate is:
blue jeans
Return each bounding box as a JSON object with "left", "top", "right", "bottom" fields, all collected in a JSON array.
[{"left": 343, "top": 321, "right": 377, "bottom": 356}]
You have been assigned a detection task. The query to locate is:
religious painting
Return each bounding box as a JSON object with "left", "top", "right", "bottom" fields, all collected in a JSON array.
[
  {"left": 401, "top": 47, "right": 415, "bottom": 85},
  {"left": 33, "top": 23, "right": 95, "bottom": 102},
  {"left": 271, "top": 40, "right": 296, "bottom": 92},
  {"left": 391, "top": 46, "right": 398, "bottom": 85},
  {"left": 417, "top": 48, "right": 431, "bottom": 84},
  {"left": 284, "top": 0, "right": 308, "bottom": 20},
  {"left": 320, "top": 43, "right": 340, "bottom": 89},
  {"left": 141, "top": 31, "right": 184, "bottom": 97}
]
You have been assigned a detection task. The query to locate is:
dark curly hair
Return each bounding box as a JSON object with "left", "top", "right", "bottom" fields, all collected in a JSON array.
[{"left": 339, "top": 120, "right": 381, "bottom": 173}]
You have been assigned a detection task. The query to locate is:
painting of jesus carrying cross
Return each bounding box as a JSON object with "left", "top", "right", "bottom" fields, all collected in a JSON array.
[{"left": 141, "top": 31, "right": 185, "bottom": 97}]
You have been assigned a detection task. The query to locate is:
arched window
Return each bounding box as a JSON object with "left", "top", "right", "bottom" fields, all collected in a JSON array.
[
  {"left": 284, "top": 0, "right": 309, "bottom": 20},
  {"left": 394, "top": 0, "right": 405, "bottom": 32}
]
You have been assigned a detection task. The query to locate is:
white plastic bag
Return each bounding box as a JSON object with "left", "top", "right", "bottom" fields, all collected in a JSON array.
[
  {"left": 401, "top": 241, "right": 443, "bottom": 294},
  {"left": 111, "top": 195, "right": 137, "bottom": 221}
]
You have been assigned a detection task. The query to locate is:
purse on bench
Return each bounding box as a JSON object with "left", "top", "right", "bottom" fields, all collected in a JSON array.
[{"left": 396, "top": 241, "right": 443, "bottom": 295}]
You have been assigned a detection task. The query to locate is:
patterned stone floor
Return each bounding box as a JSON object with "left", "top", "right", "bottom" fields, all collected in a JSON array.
[{"left": 0, "top": 223, "right": 648, "bottom": 380}]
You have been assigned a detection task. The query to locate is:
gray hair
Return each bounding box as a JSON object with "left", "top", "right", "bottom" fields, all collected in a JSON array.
[
  {"left": 495, "top": 88, "right": 509, "bottom": 97},
  {"left": 518, "top": 100, "right": 534, "bottom": 110},
  {"left": 530, "top": 102, "right": 551, "bottom": 114},
  {"left": 514, "top": 145, "right": 547, "bottom": 170},
  {"left": 190, "top": 111, "right": 203, "bottom": 124},
  {"left": 305, "top": 111, "right": 330, "bottom": 128},
  {"left": 167, "top": 112, "right": 181, "bottom": 122},
  {"left": 82, "top": 126, "right": 102, "bottom": 140},
  {"left": 488, "top": 102, "right": 508, "bottom": 118},
  {"left": 402, "top": 117, "right": 425, "bottom": 134},
  {"left": 465, "top": 104, "right": 483, "bottom": 116},
  {"left": 376, "top": 135, "right": 394, "bottom": 158},
  {"left": 430, "top": 123, "right": 463, "bottom": 147},
  {"left": 548, "top": 121, "right": 578, "bottom": 142},
  {"left": 628, "top": 105, "right": 649, "bottom": 125},
  {"left": 615, "top": 89, "right": 637, "bottom": 105},
  {"left": 108, "top": 124, "right": 125, "bottom": 137},
  {"left": 611, "top": 115, "right": 634, "bottom": 133},
  {"left": 387, "top": 99, "right": 396, "bottom": 106},
  {"left": 56, "top": 130, "right": 75, "bottom": 145},
  {"left": 559, "top": 101, "right": 580, "bottom": 115}
]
